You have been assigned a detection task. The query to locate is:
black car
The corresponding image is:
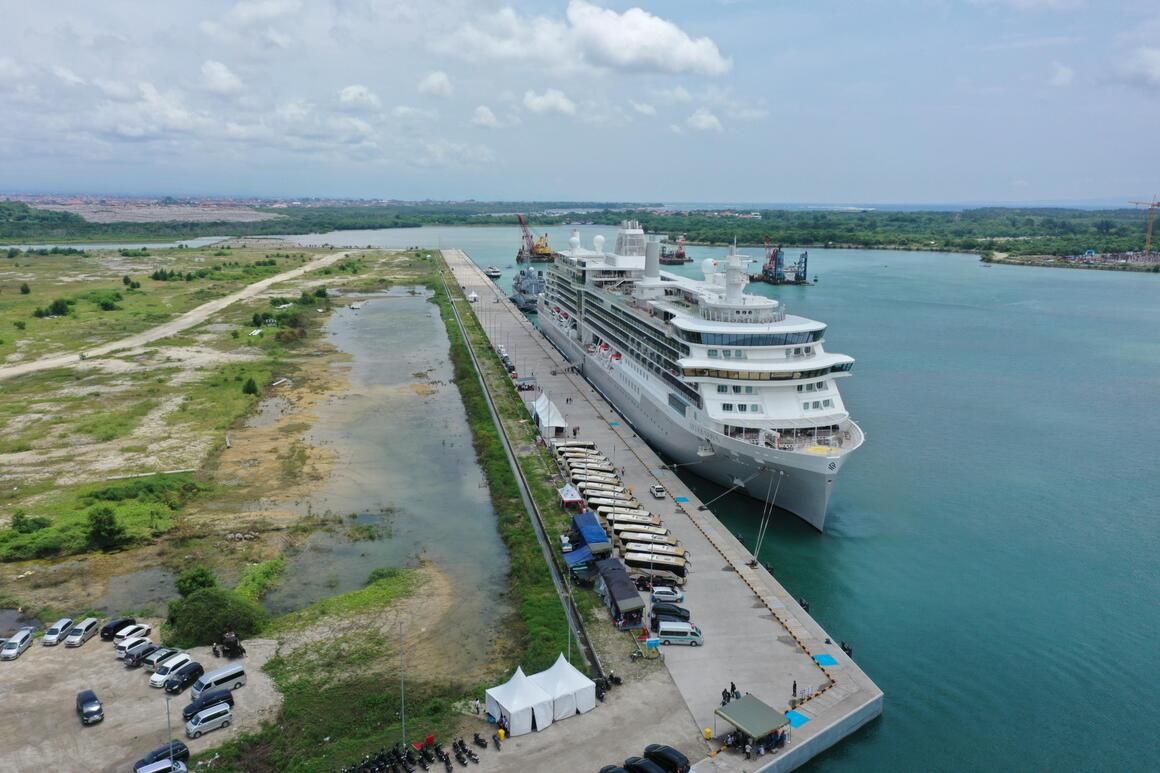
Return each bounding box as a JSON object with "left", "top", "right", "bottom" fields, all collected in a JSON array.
[
  {"left": 100, "top": 617, "right": 136, "bottom": 641},
  {"left": 623, "top": 758, "right": 666, "bottom": 773},
  {"left": 643, "top": 744, "right": 690, "bottom": 773},
  {"left": 164, "top": 661, "right": 204, "bottom": 694},
  {"left": 125, "top": 643, "right": 162, "bottom": 668},
  {"left": 134, "top": 740, "right": 191, "bottom": 770},
  {"left": 76, "top": 690, "right": 104, "bottom": 725},
  {"left": 182, "top": 688, "right": 235, "bottom": 721},
  {"left": 598, "top": 767, "right": 629, "bottom": 773},
  {"left": 649, "top": 603, "right": 690, "bottom": 622}
]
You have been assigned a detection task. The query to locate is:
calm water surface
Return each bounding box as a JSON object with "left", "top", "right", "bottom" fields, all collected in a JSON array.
[{"left": 292, "top": 225, "right": 1160, "bottom": 771}]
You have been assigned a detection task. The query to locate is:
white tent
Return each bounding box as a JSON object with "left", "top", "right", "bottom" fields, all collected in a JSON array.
[
  {"left": 529, "top": 653, "right": 598, "bottom": 720},
  {"left": 484, "top": 667, "right": 555, "bottom": 736},
  {"left": 531, "top": 394, "right": 567, "bottom": 438}
]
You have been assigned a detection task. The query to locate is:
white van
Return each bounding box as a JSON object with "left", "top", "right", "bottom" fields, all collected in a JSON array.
[
  {"left": 43, "top": 617, "right": 74, "bottom": 646},
  {"left": 656, "top": 620, "right": 703, "bottom": 647},
  {"left": 65, "top": 618, "right": 99, "bottom": 648},
  {"left": 116, "top": 636, "right": 149, "bottom": 660},
  {"left": 1, "top": 628, "right": 34, "bottom": 659},
  {"left": 192, "top": 663, "right": 246, "bottom": 699},
  {"left": 150, "top": 653, "right": 193, "bottom": 688},
  {"left": 185, "top": 703, "right": 233, "bottom": 738}
]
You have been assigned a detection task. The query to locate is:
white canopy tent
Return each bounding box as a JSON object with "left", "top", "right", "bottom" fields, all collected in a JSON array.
[
  {"left": 529, "top": 653, "right": 597, "bottom": 720},
  {"left": 484, "top": 667, "right": 555, "bottom": 736},
  {"left": 531, "top": 394, "right": 567, "bottom": 438}
]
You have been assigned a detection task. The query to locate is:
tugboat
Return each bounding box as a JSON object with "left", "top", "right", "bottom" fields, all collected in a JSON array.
[
  {"left": 509, "top": 267, "right": 545, "bottom": 312},
  {"left": 483, "top": 265, "right": 502, "bottom": 279},
  {"left": 660, "top": 234, "right": 693, "bottom": 264}
]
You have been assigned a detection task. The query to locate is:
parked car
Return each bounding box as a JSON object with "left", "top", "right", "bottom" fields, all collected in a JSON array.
[
  {"left": 76, "top": 689, "right": 104, "bottom": 725},
  {"left": 185, "top": 702, "right": 232, "bottom": 738},
  {"left": 116, "top": 636, "right": 151, "bottom": 660},
  {"left": 135, "top": 760, "right": 188, "bottom": 773},
  {"left": 165, "top": 662, "right": 205, "bottom": 695},
  {"left": 623, "top": 757, "right": 667, "bottom": 773},
  {"left": 143, "top": 647, "right": 180, "bottom": 672},
  {"left": 643, "top": 744, "right": 690, "bottom": 773},
  {"left": 134, "top": 740, "right": 190, "bottom": 770},
  {"left": 649, "top": 603, "right": 690, "bottom": 622},
  {"left": 649, "top": 485, "right": 667, "bottom": 499},
  {"left": 599, "top": 767, "right": 630, "bottom": 773},
  {"left": 65, "top": 618, "right": 100, "bottom": 647},
  {"left": 650, "top": 586, "right": 684, "bottom": 604},
  {"left": 125, "top": 642, "right": 162, "bottom": 668},
  {"left": 100, "top": 617, "right": 136, "bottom": 641},
  {"left": 114, "top": 623, "right": 152, "bottom": 644},
  {"left": 43, "top": 617, "right": 75, "bottom": 646},
  {"left": 182, "top": 688, "right": 234, "bottom": 721},
  {"left": 1, "top": 627, "right": 34, "bottom": 660},
  {"left": 150, "top": 653, "right": 193, "bottom": 688}
]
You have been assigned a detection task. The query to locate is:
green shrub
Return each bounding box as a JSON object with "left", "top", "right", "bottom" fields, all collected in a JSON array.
[
  {"left": 242, "top": 377, "right": 258, "bottom": 395},
  {"left": 19, "top": 282, "right": 30, "bottom": 294},
  {"left": 167, "top": 586, "right": 269, "bottom": 647},
  {"left": 10, "top": 510, "right": 51, "bottom": 533},
  {"left": 175, "top": 565, "right": 218, "bottom": 597},
  {"left": 86, "top": 506, "right": 128, "bottom": 549}
]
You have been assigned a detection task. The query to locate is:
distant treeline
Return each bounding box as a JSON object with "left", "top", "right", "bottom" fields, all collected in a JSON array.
[{"left": 0, "top": 200, "right": 1151, "bottom": 256}]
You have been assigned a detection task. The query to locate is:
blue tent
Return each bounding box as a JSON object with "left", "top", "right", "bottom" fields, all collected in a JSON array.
[
  {"left": 563, "top": 545, "right": 594, "bottom": 566},
  {"left": 572, "top": 511, "right": 611, "bottom": 555}
]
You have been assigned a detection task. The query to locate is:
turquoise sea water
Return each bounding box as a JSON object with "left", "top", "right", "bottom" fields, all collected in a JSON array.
[{"left": 291, "top": 226, "right": 1160, "bottom": 771}]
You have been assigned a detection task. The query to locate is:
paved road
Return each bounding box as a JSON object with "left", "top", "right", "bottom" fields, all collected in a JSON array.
[
  {"left": 444, "top": 249, "right": 882, "bottom": 772},
  {"left": 0, "top": 250, "right": 352, "bottom": 383}
]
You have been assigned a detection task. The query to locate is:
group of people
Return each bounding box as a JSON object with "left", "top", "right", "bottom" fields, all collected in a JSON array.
[
  {"left": 723, "top": 729, "right": 788, "bottom": 760},
  {"left": 720, "top": 681, "right": 741, "bottom": 706}
]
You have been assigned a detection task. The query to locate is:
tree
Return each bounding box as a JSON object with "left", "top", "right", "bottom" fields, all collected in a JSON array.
[
  {"left": 242, "top": 377, "right": 258, "bottom": 395},
  {"left": 251, "top": 312, "right": 263, "bottom": 328},
  {"left": 166, "top": 586, "right": 269, "bottom": 647},
  {"left": 122, "top": 275, "right": 132, "bottom": 286},
  {"left": 176, "top": 565, "right": 218, "bottom": 597},
  {"left": 86, "top": 506, "right": 128, "bottom": 549},
  {"left": 19, "top": 282, "right": 30, "bottom": 294}
]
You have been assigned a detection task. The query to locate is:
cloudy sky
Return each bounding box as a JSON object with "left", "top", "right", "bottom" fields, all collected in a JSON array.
[{"left": 0, "top": 0, "right": 1156, "bottom": 203}]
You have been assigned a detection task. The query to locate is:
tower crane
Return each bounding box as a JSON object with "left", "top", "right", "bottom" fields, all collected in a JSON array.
[{"left": 1129, "top": 198, "right": 1159, "bottom": 253}]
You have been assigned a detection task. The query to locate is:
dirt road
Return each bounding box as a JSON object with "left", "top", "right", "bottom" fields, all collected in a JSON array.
[{"left": 0, "top": 249, "right": 352, "bottom": 383}]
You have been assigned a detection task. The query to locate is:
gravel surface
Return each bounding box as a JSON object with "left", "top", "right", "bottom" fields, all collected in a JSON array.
[{"left": 0, "top": 621, "right": 280, "bottom": 772}]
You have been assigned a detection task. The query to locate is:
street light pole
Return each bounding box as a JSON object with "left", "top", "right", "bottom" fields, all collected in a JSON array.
[
  {"left": 165, "top": 694, "right": 174, "bottom": 763},
  {"left": 399, "top": 621, "right": 406, "bottom": 747}
]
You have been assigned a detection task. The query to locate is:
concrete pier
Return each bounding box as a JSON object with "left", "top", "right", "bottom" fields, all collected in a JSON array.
[{"left": 444, "top": 250, "right": 883, "bottom": 772}]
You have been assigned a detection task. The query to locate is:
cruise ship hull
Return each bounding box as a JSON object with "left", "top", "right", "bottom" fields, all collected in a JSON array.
[{"left": 541, "top": 319, "right": 844, "bottom": 530}]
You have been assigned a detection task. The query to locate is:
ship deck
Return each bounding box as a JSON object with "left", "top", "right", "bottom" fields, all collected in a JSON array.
[{"left": 445, "top": 249, "right": 882, "bottom": 772}]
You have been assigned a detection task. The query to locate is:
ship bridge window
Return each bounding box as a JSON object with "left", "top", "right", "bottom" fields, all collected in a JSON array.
[
  {"left": 732, "top": 386, "right": 742, "bottom": 394},
  {"left": 722, "top": 403, "right": 734, "bottom": 411},
  {"left": 831, "top": 362, "right": 854, "bottom": 373},
  {"left": 738, "top": 404, "right": 748, "bottom": 412},
  {"left": 676, "top": 329, "right": 825, "bottom": 346},
  {"left": 717, "top": 385, "right": 729, "bottom": 394}
]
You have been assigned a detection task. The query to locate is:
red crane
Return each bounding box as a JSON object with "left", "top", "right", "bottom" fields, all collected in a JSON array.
[{"left": 517, "top": 214, "right": 536, "bottom": 256}]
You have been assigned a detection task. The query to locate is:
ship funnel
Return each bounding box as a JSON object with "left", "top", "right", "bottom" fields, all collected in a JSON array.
[{"left": 644, "top": 240, "right": 660, "bottom": 278}]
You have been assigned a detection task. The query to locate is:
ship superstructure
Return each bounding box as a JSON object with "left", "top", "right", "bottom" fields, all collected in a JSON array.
[{"left": 538, "top": 221, "right": 863, "bottom": 530}]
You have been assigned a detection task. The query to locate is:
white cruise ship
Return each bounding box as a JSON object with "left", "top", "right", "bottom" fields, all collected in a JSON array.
[{"left": 538, "top": 221, "right": 864, "bottom": 531}]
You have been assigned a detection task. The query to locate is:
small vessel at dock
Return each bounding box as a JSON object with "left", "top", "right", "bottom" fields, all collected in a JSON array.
[{"left": 483, "top": 265, "right": 502, "bottom": 279}]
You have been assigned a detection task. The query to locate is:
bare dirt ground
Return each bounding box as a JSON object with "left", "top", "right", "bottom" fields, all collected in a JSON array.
[
  {"left": 0, "top": 620, "right": 280, "bottom": 773},
  {"left": 31, "top": 203, "right": 284, "bottom": 223}
]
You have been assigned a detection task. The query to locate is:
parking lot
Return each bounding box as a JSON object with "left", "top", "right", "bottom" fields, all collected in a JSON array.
[{"left": 0, "top": 619, "right": 281, "bottom": 772}]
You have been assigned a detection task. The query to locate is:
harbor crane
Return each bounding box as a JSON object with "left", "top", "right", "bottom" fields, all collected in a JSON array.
[{"left": 1129, "top": 198, "right": 1159, "bottom": 253}]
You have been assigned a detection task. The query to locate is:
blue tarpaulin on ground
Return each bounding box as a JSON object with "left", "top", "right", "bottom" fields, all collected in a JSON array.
[
  {"left": 564, "top": 545, "right": 594, "bottom": 566},
  {"left": 572, "top": 511, "right": 611, "bottom": 554}
]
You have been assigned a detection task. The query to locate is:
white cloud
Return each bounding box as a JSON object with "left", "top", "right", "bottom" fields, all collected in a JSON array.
[
  {"left": 276, "top": 99, "right": 313, "bottom": 122},
  {"left": 669, "top": 124, "right": 683, "bottom": 134},
  {"left": 472, "top": 105, "right": 500, "bottom": 128},
  {"left": 524, "top": 88, "right": 576, "bottom": 115},
  {"left": 687, "top": 108, "right": 723, "bottom": 132},
  {"left": 417, "top": 71, "right": 452, "bottom": 97},
  {"left": 52, "top": 66, "right": 85, "bottom": 86},
  {"left": 1048, "top": 61, "right": 1073, "bottom": 87},
  {"left": 1118, "top": 47, "right": 1160, "bottom": 89},
  {"left": 201, "top": 60, "right": 244, "bottom": 95},
  {"left": 440, "top": 1, "right": 729, "bottom": 76},
  {"left": 565, "top": 0, "right": 731, "bottom": 75},
  {"left": 338, "top": 84, "right": 381, "bottom": 109},
  {"left": 655, "top": 86, "right": 692, "bottom": 103},
  {"left": 93, "top": 78, "right": 136, "bottom": 101},
  {"left": 392, "top": 105, "right": 435, "bottom": 120},
  {"left": 631, "top": 102, "right": 656, "bottom": 115},
  {"left": 0, "top": 57, "right": 25, "bottom": 85}
]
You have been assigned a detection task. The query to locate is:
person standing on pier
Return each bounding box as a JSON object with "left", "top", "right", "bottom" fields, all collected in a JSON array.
[{"left": 793, "top": 679, "right": 797, "bottom": 697}]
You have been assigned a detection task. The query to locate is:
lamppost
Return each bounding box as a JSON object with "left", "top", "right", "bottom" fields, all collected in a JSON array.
[
  {"left": 399, "top": 621, "right": 407, "bottom": 747},
  {"left": 164, "top": 693, "right": 174, "bottom": 763}
]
